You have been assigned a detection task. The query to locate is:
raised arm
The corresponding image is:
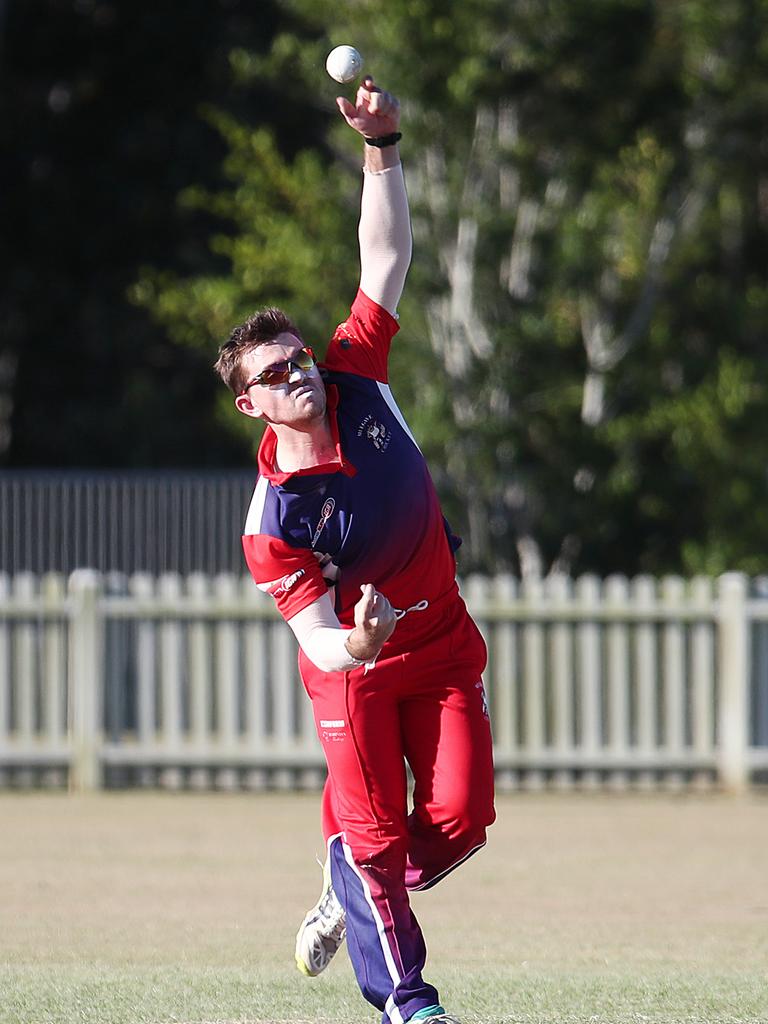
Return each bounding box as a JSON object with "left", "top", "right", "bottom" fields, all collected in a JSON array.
[{"left": 336, "top": 77, "right": 412, "bottom": 317}]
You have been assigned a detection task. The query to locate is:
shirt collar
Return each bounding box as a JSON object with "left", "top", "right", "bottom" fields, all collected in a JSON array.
[{"left": 255, "top": 384, "right": 357, "bottom": 484}]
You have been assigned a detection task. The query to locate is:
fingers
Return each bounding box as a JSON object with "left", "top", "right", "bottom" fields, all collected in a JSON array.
[
  {"left": 369, "top": 90, "right": 397, "bottom": 116},
  {"left": 358, "top": 583, "right": 389, "bottom": 622},
  {"left": 352, "top": 78, "right": 398, "bottom": 116},
  {"left": 356, "top": 76, "right": 380, "bottom": 104},
  {"left": 359, "top": 86, "right": 398, "bottom": 117},
  {"left": 347, "top": 584, "right": 397, "bottom": 663},
  {"left": 336, "top": 73, "right": 400, "bottom": 137},
  {"left": 336, "top": 96, "right": 357, "bottom": 123},
  {"left": 355, "top": 584, "right": 394, "bottom": 627},
  {"left": 357, "top": 582, "right": 376, "bottom": 616},
  {"left": 336, "top": 90, "right": 397, "bottom": 125}
]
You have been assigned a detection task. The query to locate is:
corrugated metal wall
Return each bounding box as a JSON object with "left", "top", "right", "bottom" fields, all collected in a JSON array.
[{"left": 0, "top": 470, "right": 256, "bottom": 575}]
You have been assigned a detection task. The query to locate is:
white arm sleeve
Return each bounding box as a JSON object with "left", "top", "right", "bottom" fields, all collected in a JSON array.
[
  {"left": 286, "top": 592, "right": 361, "bottom": 673},
  {"left": 358, "top": 163, "right": 413, "bottom": 316}
]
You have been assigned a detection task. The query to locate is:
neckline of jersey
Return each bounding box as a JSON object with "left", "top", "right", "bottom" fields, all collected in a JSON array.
[{"left": 256, "top": 383, "right": 357, "bottom": 484}]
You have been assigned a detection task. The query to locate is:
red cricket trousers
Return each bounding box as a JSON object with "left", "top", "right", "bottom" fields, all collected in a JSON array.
[{"left": 298, "top": 594, "right": 496, "bottom": 1024}]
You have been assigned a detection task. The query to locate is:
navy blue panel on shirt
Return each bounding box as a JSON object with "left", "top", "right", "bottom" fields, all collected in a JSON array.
[{"left": 242, "top": 291, "right": 460, "bottom": 627}]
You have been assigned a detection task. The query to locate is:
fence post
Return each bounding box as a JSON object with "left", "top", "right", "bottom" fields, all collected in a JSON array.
[
  {"left": 717, "top": 572, "right": 749, "bottom": 793},
  {"left": 68, "top": 570, "right": 102, "bottom": 792}
]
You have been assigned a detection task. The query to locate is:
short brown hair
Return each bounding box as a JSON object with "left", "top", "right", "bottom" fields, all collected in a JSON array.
[{"left": 214, "top": 308, "right": 303, "bottom": 394}]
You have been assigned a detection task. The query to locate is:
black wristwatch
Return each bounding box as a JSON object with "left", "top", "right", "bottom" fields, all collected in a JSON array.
[{"left": 364, "top": 132, "right": 402, "bottom": 148}]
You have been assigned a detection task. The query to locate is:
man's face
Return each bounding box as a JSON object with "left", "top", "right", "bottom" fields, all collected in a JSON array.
[{"left": 234, "top": 333, "right": 327, "bottom": 428}]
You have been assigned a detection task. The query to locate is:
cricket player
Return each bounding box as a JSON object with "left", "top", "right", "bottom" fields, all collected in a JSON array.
[{"left": 214, "top": 76, "right": 495, "bottom": 1024}]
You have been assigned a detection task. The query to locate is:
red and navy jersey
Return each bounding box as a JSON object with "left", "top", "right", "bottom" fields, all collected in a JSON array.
[{"left": 242, "top": 289, "right": 462, "bottom": 648}]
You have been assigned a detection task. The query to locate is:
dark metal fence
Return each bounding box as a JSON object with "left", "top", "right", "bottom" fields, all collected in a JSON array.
[{"left": 0, "top": 470, "right": 256, "bottom": 575}]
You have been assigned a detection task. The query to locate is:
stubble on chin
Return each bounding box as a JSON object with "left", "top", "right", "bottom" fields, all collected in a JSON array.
[{"left": 289, "top": 383, "right": 327, "bottom": 425}]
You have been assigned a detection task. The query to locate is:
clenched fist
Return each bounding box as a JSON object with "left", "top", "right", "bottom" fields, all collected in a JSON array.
[{"left": 344, "top": 583, "right": 396, "bottom": 664}]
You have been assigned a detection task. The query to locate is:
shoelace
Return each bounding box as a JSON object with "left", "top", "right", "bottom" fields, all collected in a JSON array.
[{"left": 317, "top": 889, "right": 346, "bottom": 939}]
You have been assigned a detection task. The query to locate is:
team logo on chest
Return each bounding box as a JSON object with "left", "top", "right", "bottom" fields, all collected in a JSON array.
[
  {"left": 311, "top": 497, "right": 336, "bottom": 548},
  {"left": 357, "top": 413, "right": 392, "bottom": 452}
]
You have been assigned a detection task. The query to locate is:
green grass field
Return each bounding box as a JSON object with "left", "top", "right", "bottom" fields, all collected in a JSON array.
[{"left": 1, "top": 791, "right": 766, "bottom": 1024}]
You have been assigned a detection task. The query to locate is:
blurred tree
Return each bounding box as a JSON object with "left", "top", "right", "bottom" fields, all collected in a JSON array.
[
  {"left": 0, "top": 0, "right": 312, "bottom": 466},
  {"left": 19, "top": 0, "right": 768, "bottom": 575}
]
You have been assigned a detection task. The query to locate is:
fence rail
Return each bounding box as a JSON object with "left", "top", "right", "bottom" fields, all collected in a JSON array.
[{"left": 1, "top": 571, "right": 767, "bottom": 792}]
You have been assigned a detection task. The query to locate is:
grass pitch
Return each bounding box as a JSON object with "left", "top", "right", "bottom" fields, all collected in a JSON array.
[{"left": 0, "top": 791, "right": 766, "bottom": 1024}]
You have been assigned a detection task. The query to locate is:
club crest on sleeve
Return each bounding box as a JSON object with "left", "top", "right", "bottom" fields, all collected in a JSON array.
[
  {"left": 357, "top": 413, "right": 391, "bottom": 452},
  {"left": 334, "top": 326, "right": 353, "bottom": 349},
  {"left": 270, "top": 568, "right": 306, "bottom": 597}
]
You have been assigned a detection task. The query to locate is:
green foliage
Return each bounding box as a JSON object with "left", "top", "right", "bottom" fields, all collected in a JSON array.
[
  {"left": 1, "top": 0, "right": 296, "bottom": 466},
  {"left": 135, "top": 109, "right": 355, "bottom": 445},
  {"left": 135, "top": 0, "right": 768, "bottom": 575}
]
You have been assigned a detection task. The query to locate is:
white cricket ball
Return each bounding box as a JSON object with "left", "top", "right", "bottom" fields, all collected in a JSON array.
[{"left": 325, "top": 45, "right": 364, "bottom": 84}]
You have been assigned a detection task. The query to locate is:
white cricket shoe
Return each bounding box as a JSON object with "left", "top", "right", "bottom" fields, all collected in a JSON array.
[
  {"left": 295, "top": 857, "right": 346, "bottom": 977},
  {"left": 409, "top": 1009, "right": 462, "bottom": 1024}
]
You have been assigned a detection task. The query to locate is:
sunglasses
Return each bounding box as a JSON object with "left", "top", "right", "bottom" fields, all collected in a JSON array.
[{"left": 240, "top": 347, "right": 316, "bottom": 393}]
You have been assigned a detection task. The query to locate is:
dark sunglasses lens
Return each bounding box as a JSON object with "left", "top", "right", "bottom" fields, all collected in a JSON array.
[
  {"left": 253, "top": 349, "right": 314, "bottom": 387},
  {"left": 257, "top": 362, "right": 290, "bottom": 385}
]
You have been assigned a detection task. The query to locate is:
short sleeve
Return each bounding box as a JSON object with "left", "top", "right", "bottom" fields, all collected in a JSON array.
[
  {"left": 323, "top": 288, "right": 400, "bottom": 383},
  {"left": 242, "top": 533, "right": 329, "bottom": 620}
]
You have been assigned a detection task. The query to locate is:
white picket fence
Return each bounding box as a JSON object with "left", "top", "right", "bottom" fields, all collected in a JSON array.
[{"left": 0, "top": 571, "right": 766, "bottom": 792}]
